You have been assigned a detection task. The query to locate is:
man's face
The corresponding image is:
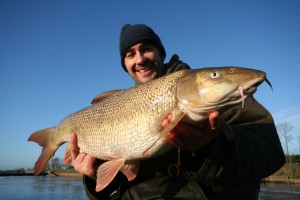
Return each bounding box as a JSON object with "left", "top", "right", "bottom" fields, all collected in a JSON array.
[{"left": 124, "top": 42, "right": 164, "bottom": 83}]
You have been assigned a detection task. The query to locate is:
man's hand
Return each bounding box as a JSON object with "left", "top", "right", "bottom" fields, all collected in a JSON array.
[
  {"left": 70, "top": 133, "right": 102, "bottom": 178},
  {"left": 163, "top": 111, "right": 220, "bottom": 151}
]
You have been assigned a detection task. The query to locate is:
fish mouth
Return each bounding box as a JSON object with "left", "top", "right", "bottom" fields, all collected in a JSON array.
[
  {"left": 205, "top": 76, "right": 272, "bottom": 109},
  {"left": 238, "top": 76, "right": 272, "bottom": 107},
  {"left": 240, "top": 76, "right": 272, "bottom": 94}
]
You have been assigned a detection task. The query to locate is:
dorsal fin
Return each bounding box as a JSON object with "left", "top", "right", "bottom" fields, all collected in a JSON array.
[{"left": 91, "top": 89, "right": 124, "bottom": 104}]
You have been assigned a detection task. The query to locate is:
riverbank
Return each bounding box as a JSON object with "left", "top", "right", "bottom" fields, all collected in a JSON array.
[
  {"left": 48, "top": 169, "right": 82, "bottom": 177},
  {"left": 263, "top": 163, "right": 300, "bottom": 184},
  {"left": 0, "top": 169, "right": 82, "bottom": 177},
  {"left": 263, "top": 175, "right": 300, "bottom": 184}
]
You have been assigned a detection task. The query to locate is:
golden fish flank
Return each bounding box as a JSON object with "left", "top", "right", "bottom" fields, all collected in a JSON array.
[
  {"left": 148, "top": 96, "right": 165, "bottom": 109},
  {"left": 28, "top": 66, "right": 271, "bottom": 192}
]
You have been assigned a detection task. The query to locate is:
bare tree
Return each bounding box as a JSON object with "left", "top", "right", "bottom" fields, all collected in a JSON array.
[
  {"left": 298, "top": 135, "right": 300, "bottom": 155},
  {"left": 50, "top": 157, "right": 62, "bottom": 170},
  {"left": 276, "top": 122, "right": 293, "bottom": 162}
]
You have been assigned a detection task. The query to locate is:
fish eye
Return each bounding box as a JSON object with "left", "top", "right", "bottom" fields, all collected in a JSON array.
[{"left": 210, "top": 71, "right": 219, "bottom": 78}]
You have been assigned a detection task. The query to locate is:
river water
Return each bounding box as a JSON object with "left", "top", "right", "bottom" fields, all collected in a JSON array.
[
  {"left": 260, "top": 182, "right": 300, "bottom": 200},
  {"left": 0, "top": 176, "right": 299, "bottom": 199},
  {"left": 0, "top": 176, "right": 87, "bottom": 200}
]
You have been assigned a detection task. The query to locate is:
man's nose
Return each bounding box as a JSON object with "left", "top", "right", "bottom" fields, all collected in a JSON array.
[{"left": 136, "top": 52, "right": 146, "bottom": 65}]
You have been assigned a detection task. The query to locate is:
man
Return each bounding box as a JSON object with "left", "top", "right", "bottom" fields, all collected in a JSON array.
[{"left": 70, "top": 24, "right": 285, "bottom": 199}]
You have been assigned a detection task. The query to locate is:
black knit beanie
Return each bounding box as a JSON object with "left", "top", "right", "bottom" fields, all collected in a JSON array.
[{"left": 119, "top": 24, "right": 166, "bottom": 72}]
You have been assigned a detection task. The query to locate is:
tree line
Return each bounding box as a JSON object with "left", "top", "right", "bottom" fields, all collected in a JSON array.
[{"left": 276, "top": 122, "right": 300, "bottom": 163}]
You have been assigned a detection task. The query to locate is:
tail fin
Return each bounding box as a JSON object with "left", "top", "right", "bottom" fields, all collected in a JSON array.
[{"left": 28, "top": 127, "right": 57, "bottom": 175}]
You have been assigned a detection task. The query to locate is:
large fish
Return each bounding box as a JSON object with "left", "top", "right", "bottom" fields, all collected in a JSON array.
[{"left": 28, "top": 66, "right": 271, "bottom": 191}]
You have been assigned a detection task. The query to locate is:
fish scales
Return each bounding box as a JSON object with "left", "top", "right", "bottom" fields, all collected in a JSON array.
[{"left": 52, "top": 69, "right": 188, "bottom": 160}]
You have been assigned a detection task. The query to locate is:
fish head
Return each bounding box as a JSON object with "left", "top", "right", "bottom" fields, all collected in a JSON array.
[{"left": 176, "top": 66, "right": 270, "bottom": 114}]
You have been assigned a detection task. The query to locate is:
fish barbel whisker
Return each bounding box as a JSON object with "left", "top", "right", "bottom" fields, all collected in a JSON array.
[
  {"left": 238, "top": 85, "right": 246, "bottom": 108},
  {"left": 265, "top": 77, "right": 273, "bottom": 91}
]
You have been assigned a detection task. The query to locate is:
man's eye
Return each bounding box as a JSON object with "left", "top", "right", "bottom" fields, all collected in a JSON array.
[
  {"left": 125, "top": 52, "right": 134, "bottom": 58},
  {"left": 143, "top": 48, "right": 155, "bottom": 54},
  {"left": 144, "top": 47, "right": 151, "bottom": 51},
  {"left": 142, "top": 44, "right": 155, "bottom": 52}
]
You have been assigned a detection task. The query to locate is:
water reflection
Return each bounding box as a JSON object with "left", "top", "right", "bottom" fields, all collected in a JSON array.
[
  {"left": 0, "top": 176, "right": 87, "bottom": 200},
  {"left": 1, "top": 176, "right": 300, "bottom": 199},
  {"left": 259, "top": 182, "right": 300, "bottom": 200}
]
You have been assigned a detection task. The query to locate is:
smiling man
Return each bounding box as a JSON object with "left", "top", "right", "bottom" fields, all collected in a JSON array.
[
  {"left": 69, "top": 24, "right": 285, "bottom": 200},
  {"left": 120, "top": 24, "right": 167, "bottom": 83}
]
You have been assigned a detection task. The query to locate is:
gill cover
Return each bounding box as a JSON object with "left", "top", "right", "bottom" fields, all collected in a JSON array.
[{"left": 176, "top": 69, "right": 203, "bottom": 108}]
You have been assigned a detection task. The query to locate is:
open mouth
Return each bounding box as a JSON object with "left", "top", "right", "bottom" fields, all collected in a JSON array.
[{"left": 135, "top": 65, "right": 152, "bottom": 73}]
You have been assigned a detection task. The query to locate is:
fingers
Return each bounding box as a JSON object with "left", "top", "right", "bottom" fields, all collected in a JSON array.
[
  {"left": 161, "top": 118, "right": 171, "bottom": 128},
  {"left": 168, "top": 122, "right": 207, "bottom": 151},
  {"left": 208, "top": 111, "right": 234, "bottom": 140},
  {"left": 73, "top": 153, "right": 99, "bottom": 178},
  {"left": 70, "top": 133, "right": 80, "bottom": 164},
  {"left": 167, "top": 111, "right": 220, "bottom": 151},
  {"left": 161, "top": 113, "right": 173, "bottom": 128},
  {"left": 208, "top": 111, "right": 220, "bottom": 130},
  {"left": 63, "top": 144, "right": 72, "bottom": 164},
  {"left": 167, "top": 110, "right": 234, "bottom": 151},
  {"left": 69, "top": 132, "right": 100, "bottom": 178},
  {"left": 70, "top": 132, "right": 78, "bottom": 146}
]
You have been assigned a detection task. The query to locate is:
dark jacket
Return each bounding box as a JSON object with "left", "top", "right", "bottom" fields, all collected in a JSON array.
[{"left": 83, "top": 55, "right": 285, "bottom": 200}]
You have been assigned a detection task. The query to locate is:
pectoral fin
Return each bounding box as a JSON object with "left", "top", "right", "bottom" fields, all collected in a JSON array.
[{"left": 141, "top": 109, "right": 186, "bottom": 156}]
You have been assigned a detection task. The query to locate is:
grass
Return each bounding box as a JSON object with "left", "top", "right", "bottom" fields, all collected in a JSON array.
[{"left": 271, "top": 163, "right": 300, "bottom": 179}]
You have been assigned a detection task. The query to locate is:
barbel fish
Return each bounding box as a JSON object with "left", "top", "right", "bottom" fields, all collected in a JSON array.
[{"left": 28, "top": 66, "right": 271, "bottom": 191}]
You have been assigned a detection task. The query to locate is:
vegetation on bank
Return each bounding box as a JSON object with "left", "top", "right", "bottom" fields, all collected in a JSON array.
[
  {"left": 0, "top": 157, "right": 72, "bottom": 175},
  {"left": 2, "top": 155, "right": 300, "bottom": 179},
  {"left": 271, "top": 163, "right": 300, "bottom": 179}
]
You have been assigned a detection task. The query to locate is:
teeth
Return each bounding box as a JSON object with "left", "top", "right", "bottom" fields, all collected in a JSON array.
[{"left": 137, "top": 66, "right": 151, "bottom": 73}]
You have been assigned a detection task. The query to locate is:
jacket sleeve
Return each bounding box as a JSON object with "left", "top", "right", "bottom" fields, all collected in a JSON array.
[{"left": 203, "top": 97, "right": 285, "bottom": 185}]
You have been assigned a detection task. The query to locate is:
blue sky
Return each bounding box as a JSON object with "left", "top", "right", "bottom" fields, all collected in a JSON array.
[{"left": 1, "top": 0, "right": 300, "bottom": 170}]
